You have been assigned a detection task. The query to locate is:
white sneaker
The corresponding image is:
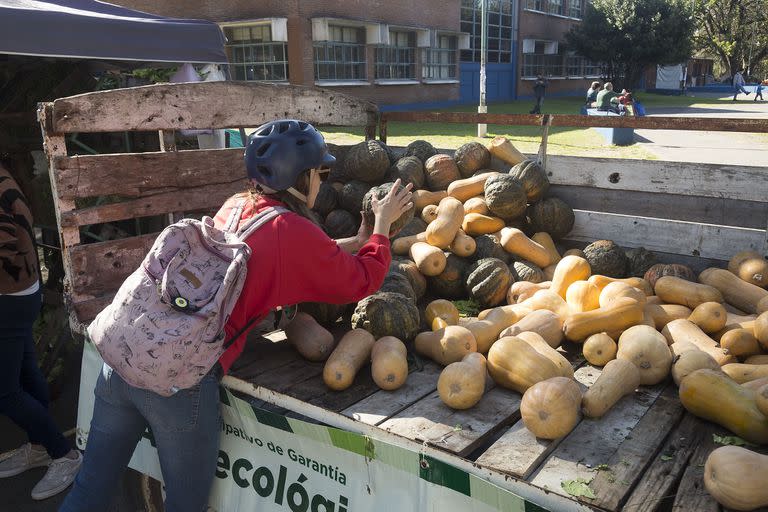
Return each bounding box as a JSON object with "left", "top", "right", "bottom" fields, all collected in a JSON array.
[
  {"left": 0, "top": 443, "right": 52, "bottom": 478},
  {"left": 31, "top": 450, "right": 82, "bottom": 500}
]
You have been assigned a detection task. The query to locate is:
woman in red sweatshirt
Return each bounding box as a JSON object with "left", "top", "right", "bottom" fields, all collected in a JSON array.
[{"left": 60, "top": 120, "right": 412, "bottom": 512}]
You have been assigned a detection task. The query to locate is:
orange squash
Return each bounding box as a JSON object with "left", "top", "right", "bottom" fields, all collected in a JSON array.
[
  {"left": 521, "top": 377, "right": 582, "bottom": 440},
  {"left": 449, "top": 229, "right": 476, "bottom": 258},
  {"left": 745, "top": 354, "right": 768, "bottom": 365},
  {"left": 566, "top": 280, "right": 601, "bottom": 313},
  {"left": 617, "top": 325, "right": 673, "bottom": 385},
  {"left": 284, "top": 312, "right": 336, "bottom": 362},
  {"left": 414, "top": 325, "right": 477, "bottom": 366},
  {"left": 755, "top": 311, "right": 768, "bottom": 350},
  {"left": 705, "top": 446, "right": 768, "bottom": 510},
  {"left": 426, "top": 196, "right": 465, "bottom": 248},
  {"left": 588, "top": 275, "right": 653, "bottom": 296},
  {"left": 461, "top": 213, "right": 506, "bottom": 236},
  {"left": 599, "top": 281, "right": 647, "bottom": 308},
  {"left": 413, "top": 189, "right": 448, "bottom": 210},
  {"left": 508, "top": 281, "right": 551, "bottom": 304},
  {"left": 671, "top": 349, "right": 721, "bottom": 386},
  {"left": 582, "top": 332, "right": 617, "bottom": 366},
  {"left": 487, "top": 336, "right": 562, "bottom": 393},
  {"left": 563, "top": 297, "right": 644, "bottom": 342},
  {"left": 409, "top": 242, "right": 447, "bottom": 276},
  {"left": 392, "top": 231, "right": 427, "bottom": 255},
  {"left": 437, "top": 352, "right": 487, "bottom": 410},
  {"left": 699, "top": 267, "right": 768, "bottom": 314},
  {"left": 550, "top": 255, "right": 591, "bottom": 298},
  {"left": 722, "top": 363, "right": 768, "bottom": 384},
  {"left": 425, "top": 299, "right": 460, "bottom": 330},
  {"left": 463, "top": 196, "right": 489, "bottom": 215},
  {"left": 687, "top": 301, "right": 728, "bottom": 334},
  {"left": 654, "top": 276, "right": 723, "bottom": 309},
  {"left": 323, "top": 329, "right": 376, "bottom": 391},
  {"left": 720, "top": 329, "right": 761, "bottom": 358},
  {"left": 465, "top": 305, "right": 526, "bottom": 353},
  {"left": 661, "top": 319, "right": 737, "bottom": 366},
  {"left": 499, "top": 228, "right": 552, "bottom": 268},
  {"left": 420, "top": 204, "right": 438, "bottom": 223},
  {"left": 500, "top": 309, "right": 563, "bottom": 348},
  {"left": 488, "top": 136, "right": 526, "bottom": 165},
  {"left": 447, "top": 172, "right": 499, "bottom": 202},
  {"left": 526, "top": 289, "right": 571, "bottom": 318},
  {"left": 728, "top": 250, "right": 768, "bottom": 288},
  {"left": 582, "top": 359, "right": 640, "bottom": 418},
  {"left": 516, "top": 331, "right": 573, "bottom": 378},
  {"left": 757, "top": 383, "right": 768, "bottom": 418},
  {"left": 370, "top": 337, "right": 408, "bottom": 391},
  {"left": 531, "top": 232, "right": 562, "bottom": 266}
]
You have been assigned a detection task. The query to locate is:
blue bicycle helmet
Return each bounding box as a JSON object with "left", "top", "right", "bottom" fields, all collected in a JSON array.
[{"left": 244, "top": 119, "right": 336, "bottom": 191}]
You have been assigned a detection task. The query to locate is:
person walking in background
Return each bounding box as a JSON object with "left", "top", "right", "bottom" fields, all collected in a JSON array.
[
  {"left": 530, "top": 74, "right": 547, "bottom": 114},
  {"left": 754, "top": 81, "right": 764, "bottom": 101},
  {"left": 0, "top": 162, "right": 82, "bottom": 500},
  {"left": 733, "top": 69, "right": 750, "bottom": 100}
]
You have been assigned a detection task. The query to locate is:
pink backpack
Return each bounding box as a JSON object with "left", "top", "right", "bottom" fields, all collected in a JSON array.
[{"left": 87, "top": 204, "right": 285, "bottom": 396}]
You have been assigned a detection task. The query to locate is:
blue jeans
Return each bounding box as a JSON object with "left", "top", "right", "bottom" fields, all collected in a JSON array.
[
  {"left": 0, "top": 290, "right": 70, "bottom": 459},
  {"left": 59, "top": 363, "right": 221, "bottom": 512},
  {"left": 734, "top": 85, "right": 749, "bottom": 99}
]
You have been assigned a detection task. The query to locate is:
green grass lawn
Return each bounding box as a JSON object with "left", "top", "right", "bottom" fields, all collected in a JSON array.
[{"left": 319, "top": 92, "right": 735, "bottom": 160}]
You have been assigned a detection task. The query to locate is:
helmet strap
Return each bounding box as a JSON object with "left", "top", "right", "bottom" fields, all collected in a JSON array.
[{"left": 286, "top": 186, "right": 308, "bottom": 205}]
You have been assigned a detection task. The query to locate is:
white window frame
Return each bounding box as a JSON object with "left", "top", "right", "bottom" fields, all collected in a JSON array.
[{"left": 220, "top": 19, "right": 289, "bottom": 82}]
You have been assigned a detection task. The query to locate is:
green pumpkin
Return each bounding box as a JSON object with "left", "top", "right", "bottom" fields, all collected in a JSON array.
[
  {"left": 379, "top": 271, "right": 416, "bottom": 302},
  {"left": 343, "top": 140, "right": 390, "bottom": 183},
  {"left": 392, "top": 217, "right": 428, "bottom": 241},
  {"left": 390, "top": 257, "right": 427, "bottom": 300},
  {"left": 324, "top": 210, "right": 358, "bottom": 238},
  {"left": 526, "top": 196, "right": 575, "bottom": 240},
  {"left": 362, "top": 182, "right": 415, "bottom": 237},
  {"left": 351, "top": 292, "right": 420, "bottom": 341},
  {"left": 509, "top": 159, "right": 550, "bottom": 203},
  {"left": 465, "top": 258, "right": 513, "bottom": 308},
  {"left": 626, "top": 247, "right": 657, "bottom": 278},
  {"left": 454, "top": 142, "right": 491, "bottom": 178},
  {"left": 483, "top": 174, "right": 527, "bottom": 221},
  {"left": 428, "top": 254, "right": 471, "bottom": 299},
  {"left": 424, "top": 154, "right": 461, "bottom": 191},
  {"left": 404, "top": 139, "right": 437, "bottom": 164},
  {"left": 388, "top": 156, "right": 425, "bottom": 189},
  {"left": 339, "top": 180, "right": 372, "bottom": 214},
  {"left": 583, "top": 240, "right": 628, "bottom": 278},
  {"left": 311, "top": 182, "right": 338, "bottom": 218},
  {"left": 298, "top": 302, "right": 349, "bottom": 326},
  {"left": 511, "top": 260, "right": 545, "bottom": 283},
  {"left": 471, "top": 234, "right": 511, "bottom": 264}
]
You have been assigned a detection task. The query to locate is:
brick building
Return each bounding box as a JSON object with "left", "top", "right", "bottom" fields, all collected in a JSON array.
[
  {"left": 114, "top": 0, "right": 469, "bottom": 107},
  {"left": 517, "top": 0, "right": 599, "bottom": 100}
]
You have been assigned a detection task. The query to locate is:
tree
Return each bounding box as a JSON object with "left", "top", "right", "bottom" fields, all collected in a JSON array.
[
  {"left": 566, "top": 0, "right": 695, "bottom": 90},
  {"left": 693, "top": 0, "right": 768, "bottom": 79}
]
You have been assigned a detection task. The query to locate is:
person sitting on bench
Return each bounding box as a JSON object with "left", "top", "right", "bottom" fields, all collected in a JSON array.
[
  {"left": 586, "top": 81, "right": 601, "bottom": 106},
  {"left": 596, "top": 82, "right": 620, "bottom": 113}
]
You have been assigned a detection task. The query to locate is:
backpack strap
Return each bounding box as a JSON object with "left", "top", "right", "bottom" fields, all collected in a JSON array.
[
  {"left": 223, "top": 200, "right": 246, "bottom": 233},
  {"left": 236, "top": 206, "right": 288, "bottom": 241}
]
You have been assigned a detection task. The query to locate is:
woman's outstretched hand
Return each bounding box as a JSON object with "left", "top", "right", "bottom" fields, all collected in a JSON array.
[{"left": 371, "top": 179, "right": 413, "bottom": 237}]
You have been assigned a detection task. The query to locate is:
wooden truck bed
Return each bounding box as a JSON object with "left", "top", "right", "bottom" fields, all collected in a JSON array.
[{"left": 39, "top": 81, "right": 768, "bottom": 511}]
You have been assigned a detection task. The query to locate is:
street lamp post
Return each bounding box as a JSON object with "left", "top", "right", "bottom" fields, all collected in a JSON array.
[{"left": 478, "top": 0, "right": 488, "bottom": 137}]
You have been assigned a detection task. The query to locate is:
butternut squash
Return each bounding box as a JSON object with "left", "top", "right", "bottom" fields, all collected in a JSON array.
[
  {"left": 447, "top": 172, "right": 499, "bottom": 202},
  {"left": 500, "top": 309, "right": 564, "bottom": 348},
  {"left": 704, "top": 446, "right": 768, "bottom": 511},
  {"left": 720, "top": 329, "right": 761, "bottom": 358},
  {"left": 284, "top": 312, "right": 336, "bottom": 362},
  {"left": 728, "top": 250, "right": 768, "bottom": 288},
  {"left": 582, "top": 359, "right": 640, "bottom": 418},
  {"left": 543, "top": 264, "right": 557, "bottom": 281},
  {"left": 425, "top": 299, "right": 460, "bottom": 331},
  {"left": 414, "top": 325, "right": 477, "bottom": 366},
  {"left": 742, "top": 376, "right": 768, "bottom": 390},
  {"left": 599, "top": 281, "right": 647, "bottom": 308},
  {"left": 671, "top": 350, "right": 721, "bottom": 386},
  {"left": 661, "top": 319, "right": 737, "bottom": 366},
  {"left": 757, "top": 383, "right": 768, "bottom": 418},
  {"left": 526, "top": 289, "right": 571, "bottom": 318},
  {"left": 758, "top": 295, "right": 768, "bottom": 315},
  {"left": 617, "top": 325, "right": 673, "bottom": 385},
  {"left": 745, "top": 354, "right": 768, "bottom": 365},
  {"left": 521, "top": 377, "right": 582, "bottom": 440},
  {"left": 409, "top": 242, "right": 447, "bottom": 276},
  {"left": 722, "top": 363, "right": 768, "bottom": 384},
  {"left": 508, "top": 281, "right": 550, "bottom": 304},
  {"left": 499, "top": 227, "right": 552, "bottom": 268},
  {"left": 488, "top": 136, "right": 526, "bottom": 165},
  {"left": 550, "top": 255, "right": 591, "bottom": 298},
  {"left": 437, "top": 352, "right": 487, "bottom": 410},
  {"left": 420, "top": 204, "right": 438, "bottom": 223},
  {"left": 449, "top": 229, "right": 476, "bottom": 258},
  {"left": 413, "top": 189, "right": 448, "bottom": 210},
  {"left": 516, "top": 331, "right": 573, "bottom": 378},
  {"left": 687, "top": 301, "right": 728, "bottom": 334},
  {"left": 645, "top": 295, "right": 662, "bottom": 305},
  {"left": 466, "top": 305, "right": 526, "bottom": 353},
  {"left": 699, "top": 267, "right": 768, "bottom": 314},
  {"left": 755, "top": 311, "right": 768, "bottom": 350},
  {"left": 563, "top": 297, "right": 644, "bottom": 342},
  {"left": 566, "top": 280, "right": 601, "bottom": 313},
  {"left": 531, "top": 232, "right": 562, "bottom": 266},
  {"left": 563, "top": 248, "right": 585, "bottom": 259},
  {"left": 461, "top": 213, "right": 506, "bottom": 236},
  {"left": 392, "top": 231, "right": 427, "bottom": 255},
  {"left": 323, "top": 329, "right": 376, "bottom": 391},
  {"left": 714, "top": 316, "right": 757, "bottom": 342},
  {"left": 679, "top": 368, "right": 768, "bottom": 444},
  {"left": 582, "top": 332, "right": 617, "bottom": 366},
  {"left": 370, "top": 337, "right": 408, "bottom": 391},
  {"left": 463, "top": 196, "right": 489, "bottom": 215},
  {"left": 588, "top": 275, "right": 653, "bottom": 296},
  {"left": 487, "top": 336, "right": 562, "bottom": 393},
  {"left": 426, "top": 196, "right": 464, "bottom": 248},
  {"left": 654, "top": 276, "right": 723, "bottom": 309}
]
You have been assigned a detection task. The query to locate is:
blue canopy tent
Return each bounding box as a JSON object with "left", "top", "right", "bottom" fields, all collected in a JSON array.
[{"left": 0, "top": 0, "right": 227, "bottom": 63}]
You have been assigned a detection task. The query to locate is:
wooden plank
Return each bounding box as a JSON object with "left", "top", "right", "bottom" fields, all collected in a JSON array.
[
  {"left": 378, "top": 386, "right": 522, "bottom": 457},
  {"left": 72, "top": 295, "right": 112, "bottom": 326},
  {"left": 340, "top": 362, "right": 443, "bottom": 425},
  {"left": 381, "top": 111, "right": 768, "bottom": 134},
  {"left": 285, "top": 366, "right": 383, "bottom": 413},
  {"left": 552, "top": 185, "right": 768, "bottom": 230},
  {"left": 229, "top": 332, "right": 297, "bottom": 376},
  {"left": 474, "top": 359, "right": 599, "bottom": 479},
  {"left": 528, "top": 382, "right": 666, "bottom": 500},
  {"left": 248, "top": 359, "right": 325, "bottom": 394},
  {"left": 68, "top": 233, "right": 157, "bottom": 298},
  {"left": 52, "top": 82, "right": 377, "bottom": 133},
  {"left": 545, "top": 155, "right": 768, "bottom": 204},
  {"left": 588, "top": 385, "right": 686, "bottom": 512},
  {"left": 670, "top": 421, "right": 723, "bottom": 512},
  {"left": 60, "top": 181, "right": 238, "bottom": 228},
  {"left": 569, "top": 210, "right": 765, "bottom": 261},
  {"left": 622, "top": 413, "right": 712, "bottom": 512},
  {"left": 53, "top": 149, "right": 248, "bottom": 200}
]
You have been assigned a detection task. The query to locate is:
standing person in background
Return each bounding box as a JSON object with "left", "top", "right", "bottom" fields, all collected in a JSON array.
[
  {"left": 0, "top": 162, "right": 82, "bottom": 500},
  {"left": 754, "top": 81, "right": 764, "bottom": 101},
  {"left": 732, "top": 69, "right": 750, "bottom": 100},
  {"left": 530, "top": 74, "right": 548, "bottom": 114},
  {"left": 586, "top": 81, "right": 601, "bottom": 106},
  {"left": 59, "top": 119, "right": 413, "bottom": 512}
]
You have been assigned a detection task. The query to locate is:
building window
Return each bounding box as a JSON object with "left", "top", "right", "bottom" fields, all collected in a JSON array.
[
  {"left": 522, "top": 40, "right": 563, "bottom": 77},
  {"left": 568, "top": 0, "right": 583, "bottom": 18},
  {"left": 525, "top": 0, "right": 544, "bottom": 10},
  {"left": 583, "top": 60, "right": 602, "bottom": 77},
  {"left": 313, "top": 25, "right": 367, "bottom": 81},
  {"left": 375, "top": 30, "right": 416, "bottom": 80},
  {"left": 460, "top": 0, "right": 515, "bottom": 63},
  {"left": 563, "top": 54, "right": 602, "bottom": 77},
  {"left": 548, "top": 0, "right": 564, "bottom": 15},
  {"left": 224, "top": 25, "right": 288, "bottom": 81},
  {"left": 423, "top": 35, "right": 457, "bottom": 80}
]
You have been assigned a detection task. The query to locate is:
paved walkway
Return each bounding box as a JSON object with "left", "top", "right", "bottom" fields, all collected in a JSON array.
[{"left": 635, "top": 94, "right": 768, "bottom": 166}]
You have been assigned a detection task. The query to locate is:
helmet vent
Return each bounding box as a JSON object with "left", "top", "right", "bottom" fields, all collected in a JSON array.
[
  {"left": 277, "top": 122, "right": 290, "bottom": 134},
  {"left": 257, "top": 165, "right": 271, "bottom": 176},
  {"left": 296, "top": 139, "right": 307, "bottom": 146},
  {"left": 298, "top": 121, "right": 309, "bottom": 130},
  {"left": 255, "top": 142, "right": 271, "bottom": 157}
]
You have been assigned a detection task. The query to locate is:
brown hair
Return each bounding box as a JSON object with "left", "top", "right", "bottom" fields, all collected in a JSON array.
[{"left": 235, "top": 172, "right": 322, "bottom": 226}]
